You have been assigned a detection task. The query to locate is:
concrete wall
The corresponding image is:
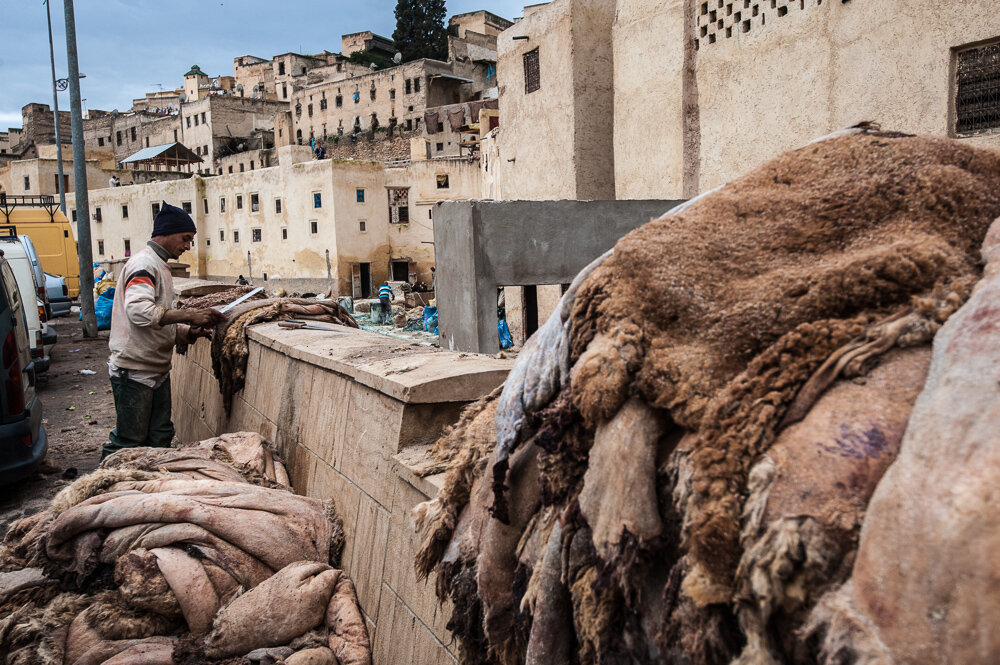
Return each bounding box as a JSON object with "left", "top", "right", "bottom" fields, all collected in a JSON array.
[
  {"left": 434, "top": 199, "right": 682, "bottom": 353},
  {"left": 612, "top": 0, "right": 1000, "bottom": 198},
  {"left": 171, "top": 321, "right": 513, "bottom": 665}
]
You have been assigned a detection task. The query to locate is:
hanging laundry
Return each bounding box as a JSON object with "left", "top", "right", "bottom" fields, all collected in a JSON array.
[
  {"left": 424, "top": 110, "right": 442, "bottom": 134},
  {"left": 448, "top": 107, "right": 466, "bottom": 131}
]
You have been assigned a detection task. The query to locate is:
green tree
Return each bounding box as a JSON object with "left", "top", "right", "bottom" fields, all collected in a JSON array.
[{"left": 393, "top": 0, "right": 448, "bottom": 63}]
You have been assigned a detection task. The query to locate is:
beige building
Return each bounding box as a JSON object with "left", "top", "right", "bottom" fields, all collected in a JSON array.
[{"left": 68, "top": 145, "right": 482, "bottom": 295}]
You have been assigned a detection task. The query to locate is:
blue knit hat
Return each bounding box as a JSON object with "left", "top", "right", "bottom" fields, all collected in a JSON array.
[{"left": 152, "top": 201, "right": 196, "bottom": 237}]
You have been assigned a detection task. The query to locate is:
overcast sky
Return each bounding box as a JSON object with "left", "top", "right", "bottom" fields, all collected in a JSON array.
[{"left": 0, "top": 0, "right": 529, "bottom": 129}]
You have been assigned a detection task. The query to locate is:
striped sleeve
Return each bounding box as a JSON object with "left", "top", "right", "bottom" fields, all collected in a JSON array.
[{"left": 123, "top": 268, "right": 165, "bottom": 328}]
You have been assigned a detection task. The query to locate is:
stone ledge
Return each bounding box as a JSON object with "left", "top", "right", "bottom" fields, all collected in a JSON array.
[
  {"left": 247, "top": 322, "right": 512, "bottom": 404},
  {"left": 392, "top": 443, "right": 447, "bottom": 500}
]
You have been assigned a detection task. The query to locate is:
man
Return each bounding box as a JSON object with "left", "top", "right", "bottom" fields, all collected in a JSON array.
[
  {"left": 104, "top": 201, "right": 225, "bottom": 459},
  {"left": 236, "top": 274, "right": 249, "bottom": 286},
  {"left": 378, "top": 282, "right": 394, "bottom": 325}
]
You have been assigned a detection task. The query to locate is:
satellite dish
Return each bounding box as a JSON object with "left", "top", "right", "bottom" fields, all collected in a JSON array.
[
  {"left": 370, "top": 62, "right": 378, "bottom": 70},
  {"left": 178, "top": 92, "right": 187, "bottom": 103},
  {"left": 236, "top": 83, "right": 243, "bottom": 91},
  {"left": 212, "top": 79, "right": 220, "bottom": 88},
  {"left": 393, "top": 52, "right": 402, "bottom": 64}
]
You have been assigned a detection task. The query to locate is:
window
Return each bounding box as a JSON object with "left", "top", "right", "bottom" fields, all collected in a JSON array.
[
  {"left": 436, "top": 142, "right": 444, "bottom": 152},
  {"left": 356, "top": 189, "right": 365, "bottom": 203},
  {"left": 295, "top": 102, "right": 302, "bottom": 117},
  {"left": 436, "top": 174, "right": 450, "bottom": 189},
  {"left": 336, "top": 95, "right": 343, "bottom": 107},
  {"left": 203, "top": 198, "right": 209, "bottom": 214},
  {"left": 405, "top": 118, "right": 412, "bottom": 131},
  {"left": 94, "top": 207, "right": 102, "bottom": 222},
  {"left": 203, "top": 144, "right": 208, "bottom": 156},
  {"left": 281, "top": 228, "right": 288, "bottom": 240},
  {"left": 233, "top": 230, "right": 239, "bottom": 243},
  {"left": 98, "top": 137, "right": 104, "bottom": 146},
  {"left": 145, "top": 137, "right": 150, "bottom": 147},
  {"left": 360, "top": 221, "right": 366, "bottom": 232},
  {"left": 414, "top": 77, "right": 420, "bottom": 92},
  {"left": 131, "top": 127, "right": 136, "bottom": 141},
  {"left": 308, "top": 104, "right": 313, "bottom": 117},
  {"left": 54, "top": 174, "right": 68, "bottom": 192},
  {"left": 313, "top": 192, "right": 322, "bottom": 208},
  {"left": 218, "top": 168, "right": 223, "bottom": 175},
  {"left": 97, "top": 240, "right": 104, "bottom": 255},
  {"left": 390, "top": 89, "right": 395, "bottom": 100},
  {"left": 122, "top": 204, "right": 129, "bottom": 219},
  {"left": 250, "top": 161, "right": 254, "bottom": 170},
  {"left": 955, "top": 40, "right": 1000, "bottom": 136},
  {"left": 275, "top": 198, "right": 282, "bottom": 214},
  {"left": 240, "top": 163, "right": 245, "bottom": 172},
  {"left": 151, "top": 202, "right": 161, "bottom": 216},
  {"left": 173, "top": 129, "right": 178, "bottom": 142},
  {"left": 71, "top": 209, "right": 77, "bottom": 221},
  {"left": 282, "top": 84, "right": 288, "bottom": 99},
  {"left": 279, "top": 61, "right": 285, "bottom": 75},
  {"left": 201, "top": 112, "right": 206, "bottom": 123},
  {"left": 524, "top": 48, "right": 540, "bottom": 93},
  {"left": 220, "top": 229, "right": 225, "bottom": 242},
  {"left": 310, "top": 221, "right": 318, "bottom": 234},
  {"left": 405, "top": 79, "right": 412, "bottom": 94},
  {"left": 194, "top": 115, "right": 199, "bottom": 126},
  {"left": 370, "top": 87, "right": 376, "bottom": 101},
  {"left": 186, "top": 117, "right": 191, "bottom": 128},
  {"left": 178, "top": 201, "right": 191, "bottom": 214},
  {"left": 228, "top": 166, "right": 234, "bottom": 174},
  {"left": 250, "top": 193, "right": 259, "bottom": 212},
  {"left": 206, "top": 238, "right": 210, "bottom": 246},
  {"left": 124, "top": 239, "right": 131, "bottom": 257},
  {"left": 320, "top": 98, "right": 327, "bottom": 110},
  {"left": 220, "top": 197, "right": 226, "bottom": 212},
  {"left": 117, "top": 131, "right": 122, "bottom": 146},
  {"left": 236, "top": 195, "right": 243, "bottom": 209},
  {"left": 23, "top": 176, "right": 29, "bottom": 191},
  {"left": 252, "top": 228, "right": 262, "bottom": 242},
  {"left": 389, "top": 188, "right": 409, "bottom": 224}
]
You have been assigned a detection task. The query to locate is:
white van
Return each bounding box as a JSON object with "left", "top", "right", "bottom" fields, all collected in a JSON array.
[{"left": 0, "top": 228, "right": 50, "bottom": 372}]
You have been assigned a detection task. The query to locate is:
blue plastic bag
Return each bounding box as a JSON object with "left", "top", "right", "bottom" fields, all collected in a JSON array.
[
  {"left": 423, "top": 306, "right": 439, "bottom": 334},
  {"left": 94, "top": 292, "right": 114, "bottom": 330},
  {"left": 498, "top": 317, "right": 513, "bottom": 349}
]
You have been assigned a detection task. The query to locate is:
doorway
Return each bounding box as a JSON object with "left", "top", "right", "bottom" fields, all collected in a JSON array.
[
  {"left": 391, "top": 260, "right": 409, "bottom": 282},
  {"left": 359, "top": 263, "right": 371, "bottom": 297}
]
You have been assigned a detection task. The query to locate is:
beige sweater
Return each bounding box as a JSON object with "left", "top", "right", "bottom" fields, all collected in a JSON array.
[{"left": 108, "top": 243, "right": 189, "bottom": 375}]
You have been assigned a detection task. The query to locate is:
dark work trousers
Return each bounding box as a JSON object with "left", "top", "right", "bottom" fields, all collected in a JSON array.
[
  {"left": 103, "top": 370, "right": 174, "bottom": 459},
  {"left": 379, "top": 295, "right": 392, "bottom": 325}
]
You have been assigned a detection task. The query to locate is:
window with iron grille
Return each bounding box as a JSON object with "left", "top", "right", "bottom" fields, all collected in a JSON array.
[
  {"left": 122, "top": 204, "right": 129, "bottom": 219},
  {"left": 524, "top": 49, "right": 540, "bottom": 94},
  {"left": 251, "top": 193, "right": 259, "bottom": 212},
  {"left": 955, "top": 40, "right": 1000, "bottom": 136},
  {"left": 97, "top": 240, "right": 104, "bottom": 255},
  {"left": 151, "top": 202, "right": 160, "bottom": 216},
  {"left": 252, "top": 228, "right": 262, "bottom": 242},
  {"left": 388, "top": 188, "right": 409, "bottom": 224},
  {"left": 182, "top": 201, "right": 192, "bottom": 214}
]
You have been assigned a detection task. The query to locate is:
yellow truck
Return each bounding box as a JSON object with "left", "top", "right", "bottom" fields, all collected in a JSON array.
[{"left": 0, "top": 196, "right": 80, "bottom": 297}]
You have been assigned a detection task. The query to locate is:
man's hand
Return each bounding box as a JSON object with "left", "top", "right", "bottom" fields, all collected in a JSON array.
[
  {"left": 161, "top": 307, "right": 226, "bottom": 328},
  {"left": 185, "top": 307, "right": 226, "bottom": 328},
  {"left": 189, "top": 326, "right": 213, "bottom": 340}
]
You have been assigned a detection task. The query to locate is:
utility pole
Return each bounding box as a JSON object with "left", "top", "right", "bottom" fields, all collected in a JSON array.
[
  {"left": 44, "top": 0, "right": 66, "bottom": 214},
  {"left": 63, "top": 0, "right": 96, "bottom": 337}
]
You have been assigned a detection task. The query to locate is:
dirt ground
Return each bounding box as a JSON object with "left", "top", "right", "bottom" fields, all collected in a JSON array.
[{"left": 0, "top": 315, "right": 116, "bottom": 536}]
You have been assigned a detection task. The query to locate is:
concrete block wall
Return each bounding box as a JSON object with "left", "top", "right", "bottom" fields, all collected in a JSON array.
[{"left": 171, "top": 321, "right": 513, "bottom": 664}]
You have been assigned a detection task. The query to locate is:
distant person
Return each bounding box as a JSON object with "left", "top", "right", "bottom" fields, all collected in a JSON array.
[
  {"left": 430, "top": 266, "right": 436, "bottom": 292},
  {"left": 236, "top": 274, "right": 249, "bottom": 286},
  {"left": 378, "top": 282, "right": 394, "bottom": 325},
  {"left": 104, "top": 201, "right": 225, "bottom": 460}
]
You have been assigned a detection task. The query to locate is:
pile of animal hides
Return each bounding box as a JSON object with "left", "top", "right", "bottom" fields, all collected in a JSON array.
[
  {"left": 410, "top": 126, "right": 1000, "bottom": 665},
  {"left": 180, "top": 297, "right": 357, "bottom": 413},
  {"left": 0, "top": 432, "right": 370, "bottom": 665}
]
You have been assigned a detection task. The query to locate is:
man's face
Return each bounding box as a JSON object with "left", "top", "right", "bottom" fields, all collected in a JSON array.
[{"left": 160, "top": 232, "right": 194, "bottom": 259}]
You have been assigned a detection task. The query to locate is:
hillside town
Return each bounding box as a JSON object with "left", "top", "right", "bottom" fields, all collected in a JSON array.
[{"left": 1, "top": 1, "right": 1000, "bottom": 664}]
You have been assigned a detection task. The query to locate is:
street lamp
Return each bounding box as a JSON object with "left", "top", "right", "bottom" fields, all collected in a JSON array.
[{"left": 54, "top": 73, "right": 86, "bottom": 91}]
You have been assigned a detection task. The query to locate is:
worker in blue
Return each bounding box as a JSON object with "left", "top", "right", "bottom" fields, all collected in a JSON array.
[{"left": 378, "top": 282, "right": 394, "bottom": 325}]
